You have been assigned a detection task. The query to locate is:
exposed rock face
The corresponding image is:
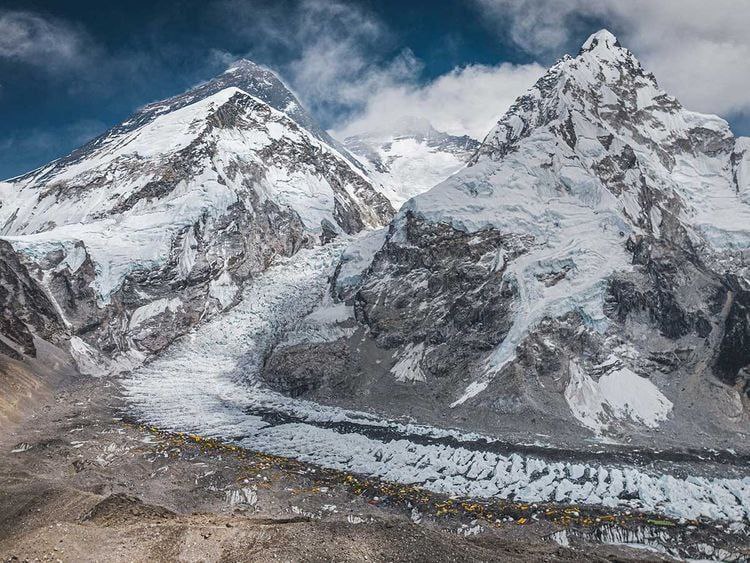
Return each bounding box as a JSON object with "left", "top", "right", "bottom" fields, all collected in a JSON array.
[
  {"left": 262, "top": 30, "right": 750, "bottom": 447},
  {"left": 0, "top": 64, "right": 393, "bottom": 370},
  {"left": 715, "top": 276, "right": 750, "bottom": 390},
  {"left": 344, "top": 117, "right": 481, "bottom": 209},
  {"left": 353, "top": 213, "right": 526, "bottom": 378},
  {"left": 0, "top": 240, "right": 65, "bottom": 358}
]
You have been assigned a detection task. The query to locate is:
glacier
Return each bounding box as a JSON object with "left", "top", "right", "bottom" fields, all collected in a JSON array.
[{"left": 122, "top": 238, "right": 750, "bottom": 524}]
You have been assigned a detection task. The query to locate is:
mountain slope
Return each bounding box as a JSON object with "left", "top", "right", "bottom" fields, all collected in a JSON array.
[
  {"left": 0, "top": 63, "right": 393, "bottom": 370},
  {"left": 262, "top": 30, "right": 750, "bottom": 449},
  {"left": 343, "top": 117, "right": 480, "bottom": 209}
]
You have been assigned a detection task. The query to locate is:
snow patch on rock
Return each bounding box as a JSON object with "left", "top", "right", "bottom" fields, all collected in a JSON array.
[
  {"left": 565, "top": 361, "right": 673, "bottom": 432},
  {"left": 391, "top": 343, "right": 427, "bottom": 383},
  {"left": 209, "top": 271, "right": 239, "bottom": 309},
  {"left": 129, "top": 298, "right": 183, "bottom": 329}
]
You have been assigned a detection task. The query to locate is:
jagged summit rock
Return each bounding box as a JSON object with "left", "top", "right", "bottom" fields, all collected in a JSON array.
[
  {"left": 262, "top": 30, "right": 750, "bottom": 449},
  {"left": 140, "top": 58, "right": 309, "bottom": 125},
  {"left": 177, "top": 58, "right": 316, "bottom": 132},
  {"left": 579, "top": 28, "right": 621, "bottom": 53},
  {"left": 0, "top": 63, "right": 393, "bottom": 367}
]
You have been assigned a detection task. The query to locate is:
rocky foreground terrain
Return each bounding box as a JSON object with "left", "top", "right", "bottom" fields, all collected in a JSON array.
[{"left": 3, "top": 349, "right": 748, "bottom": 562}]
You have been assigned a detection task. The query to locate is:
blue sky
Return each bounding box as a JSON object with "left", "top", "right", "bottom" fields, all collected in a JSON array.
[{"left": 1, "top": 0, "right": 749, "bottom": 179}]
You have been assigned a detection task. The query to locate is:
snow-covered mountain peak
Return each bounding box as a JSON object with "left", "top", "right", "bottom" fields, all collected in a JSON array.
[
  {"left": 475, "top": 30, "right": 667, "bottom": 164},
  {"left": 138, "top": 58, "right": 332, "bottom": 147},
  {"left": 224, "top": 58, "right": 269, "bottom": 75},
  {"left": 464, "top": 28, "right": 749, "bottom": 249},
  {"left": 411, "top": 30, "right": 750, "bottom": 264},
  {"left": 214, "top": 59, "right": 310, "bottom": 127},
  {"left": 0, "top": 61, "right": 393, "bottom": 364},
  {"left": 317, "top": 30, "right": 750, "bottom": 436},
  {"left": 579, "top": 29, "right": 621, "bottom": 53},
  {"left": 3, "top": 59, "right": 318, "bottom": 186},
  {"left": 344, "top": 118, "right": 480, "bottom": 208},
  {"left": 223, "top": 59, "right": 289, "bottom": 95}
]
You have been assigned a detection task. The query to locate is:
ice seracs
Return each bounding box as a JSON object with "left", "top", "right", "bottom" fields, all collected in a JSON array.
[{"left": 122, "top": 240, "right": 750, "bottom": 529}]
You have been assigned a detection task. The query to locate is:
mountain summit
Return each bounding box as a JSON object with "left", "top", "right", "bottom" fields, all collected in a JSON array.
[
  {"left": 262, "top": 29, "right": 750, "bottom": 449},
  {"left": 0, "top": 60, "right": 393, "bottom": 367},
  {"left": 579, "top": 28, "right": 621, "bottom": 52}
]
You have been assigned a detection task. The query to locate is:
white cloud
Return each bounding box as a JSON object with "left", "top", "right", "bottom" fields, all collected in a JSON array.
[
  {"left": 0, "top": 10, "right": 88, "bottom": 71},
  {"left": 473, "top": 0, "right": 750, "bottom": 119},
  {"left": 473, "top": 0, "right": 586, "bottom": 55},
  {"left": 283, "top": 0, "right": 546, "bottom": 141},
  {"left": 333, "top": 62, "right": 545, "bottom": 140},
  {"left": 218, "top": 0, "right": 543, "bottom": 141},
  {"left": 218, "top": 0, "right": 417, "bottom": 127}
]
